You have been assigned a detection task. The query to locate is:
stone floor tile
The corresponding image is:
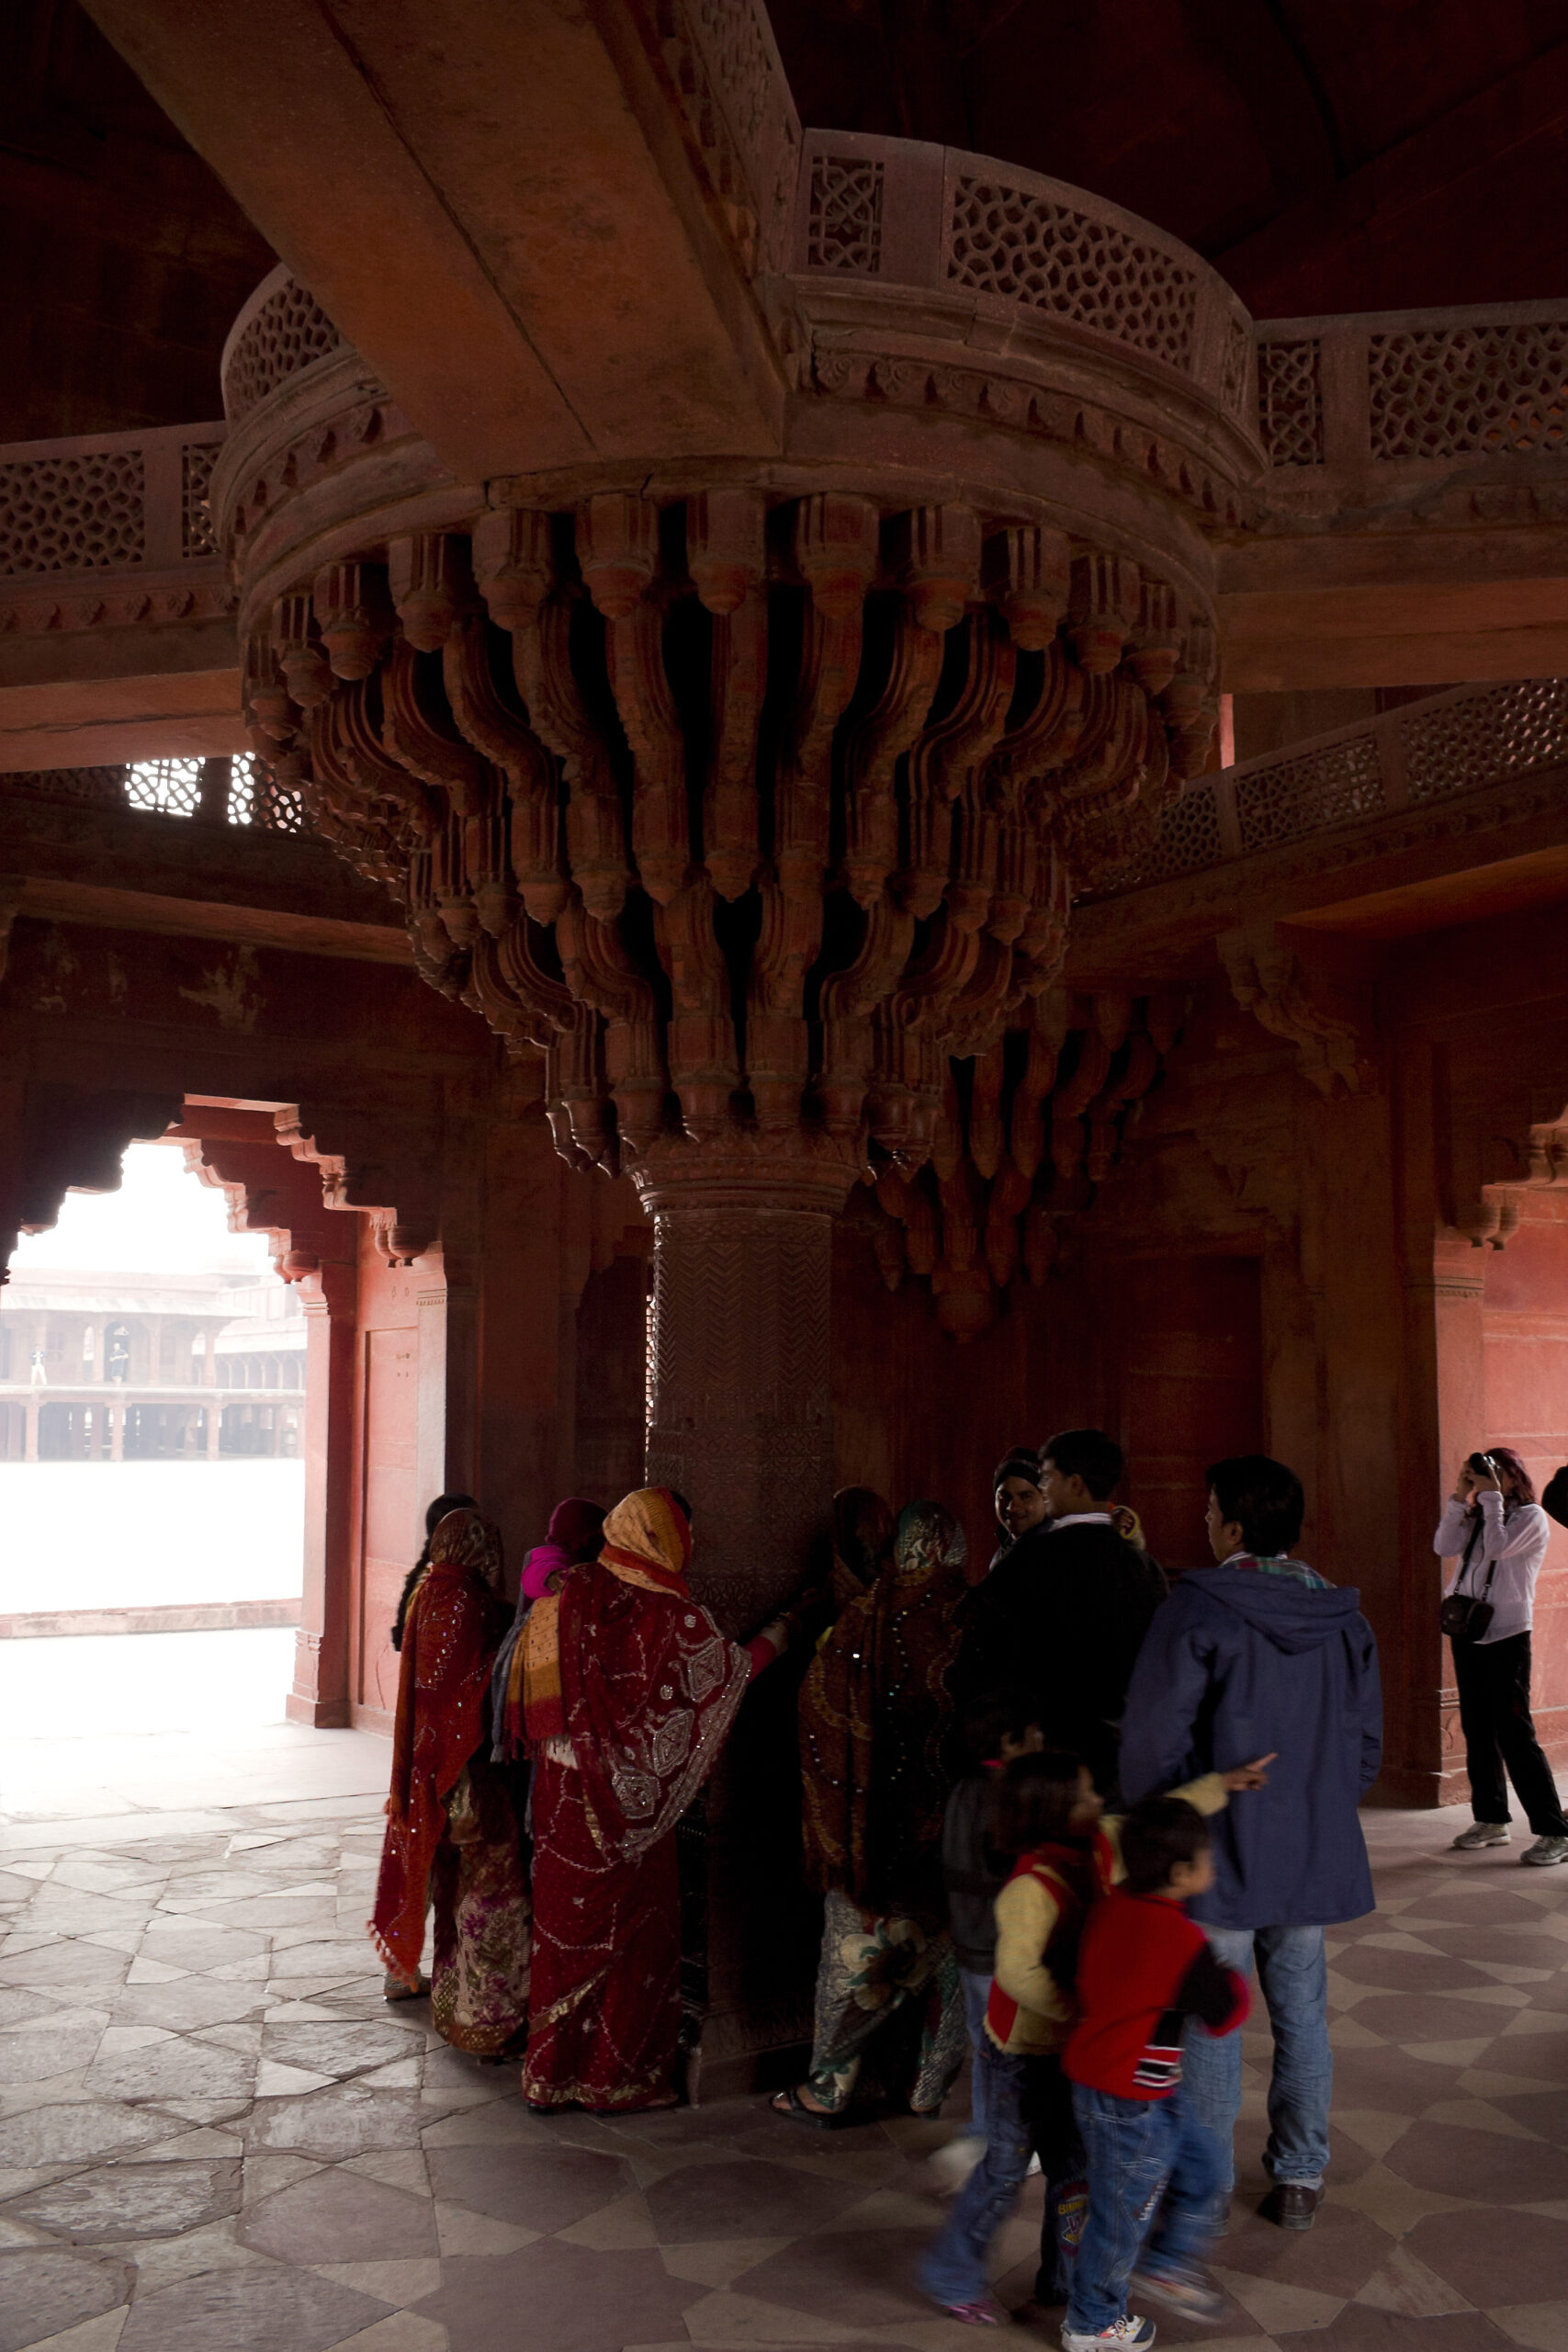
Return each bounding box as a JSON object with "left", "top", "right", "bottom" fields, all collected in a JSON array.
[
  {"left": 261, "top": 2021, "right": 421, "bottom": 2078},
  {"left": 15, "top": 2312, "right": 130, "bottom": 2352},
  {"left": 319, "top": 2315, "right": 448, "bottom": 2352},
  {"left": 726, "top": 2227, "right": 943, "bottom": 2331},
  {"left": 1402, "top": 2207, "right": 1568, "bottom": 2306},
  {"left": 343, "top": 2151, "right": 429, "bottom": 2196},
  {"left": 313, "top": 2258, "right": 443, "bottom": 2305},
  {"left": 1330, "top": 2110, "right": 1418, "bottom": 2160},
  {"left": 358, "top": 2059, "right": 423, "bottom": 2090},
  {"left": 1296, "top": 2313, "right": 1527, "bottom": 2352},
  {"left": 1420, "top": 2096, "right": 1547, "bottom": 2139},
  {"left": 555, "top": 2188, "right": 659, "bottom": 2248},
  {"left": 417, "top": 2104, "right": 558, "bottom": 2151},
  {"left": 424, "top": 2242, "right": 702, "bottom": 2352},
  {"left": 1202, "top": 2203, "right": 1391, "bottom": 2301},
  {"left": 0, "top": 1949, "right": 128, "bottom": 1992},
  {"left": 123, "top": 2215, "right": 273, "bottom": 2294},
  {"left": 644, "top": 2158, "right": 865, "bottom": 2247},
  {"left": 1491, "top": 2302, "right": 1568, "bottom": 2351},
  {"left": 426, "top": 2143, "right": 632, "bottom": 2235},
  {"left": 84, "top": 2036, "right": 255, "bottom": 2102},
  {"left": 0, "top": 1992, "right": 61, "bottom": 2030},
  {"left": 2, "top": 2104, "right": 180, "bottom": 2168},
  {"left": 1384, "top": 2120, "right": 1568, "bottom": 2202},
  {"left": 246, "top": 2086, "right": 427, "bottom": 2158},
  {"left": 116, "top": 2262, "right": 388, "bottom": 2352},
  {"left": 134, "top": 2125, "right": 246, "bottom": 2161},
  {"left": 431, "top": 2202, "right": 538, "bottom": 2257},
  {"left": 681, "top": 2290, "right": 863, "bottom": 2343},
  {"left": 4, "top": 2159, "right": 241, "bottom": 2242},
  {"left": 0, "top": 2030, "right": 104, "bottom": 2086},
  {"left": 256, "top": 2062, "right": 338, "bottom": 2098},
  {"left": 241, "top": 2167, "right": 438, "bottom": 2263},
  {"left": 1210, "top": 2268, "right": 1346, "bottom": 2335},
  {"left": 1352, "top": 2246, "right": 1473, "bottom": 2316},
  {"left": 0, "top": 2250, "right": 131, "bottom": 2352},
  {"left": 660, "top": 2239, "right": 792, "bottom": 2289}
]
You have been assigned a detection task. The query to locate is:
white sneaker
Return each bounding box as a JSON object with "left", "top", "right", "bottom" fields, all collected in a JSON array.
[
  {"left": 1451, "top": 1821, "right": 1509, "bottom": 1849},
  {"left": 1522, "top": 1836, "right": 1568, "bottom": 1867},
  {"left": 1061, "top": 2315, "right": 1156, "bottom": 2350}
]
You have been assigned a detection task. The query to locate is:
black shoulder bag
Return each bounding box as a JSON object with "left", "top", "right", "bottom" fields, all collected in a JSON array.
[{"left": 1440, "top": 1515, "right": 1497, "bottom": 1643}]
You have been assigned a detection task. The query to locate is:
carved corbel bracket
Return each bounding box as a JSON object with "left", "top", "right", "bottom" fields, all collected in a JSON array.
[{"left": 1218, "top": 922, "right": 1377, "bottom": 1098}]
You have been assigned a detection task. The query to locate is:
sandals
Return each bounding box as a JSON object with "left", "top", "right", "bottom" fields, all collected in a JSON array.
[{"left": 770, "top": 2085, "right": 850, "bottom": 2131}]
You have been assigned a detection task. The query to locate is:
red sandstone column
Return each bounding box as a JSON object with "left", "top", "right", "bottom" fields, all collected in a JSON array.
[
  {"left": 288, "top": 1260, "right": 357, "bottom": 1728},
  {"left": 637, "top": 1149, "right": 850, "bottom": 2099},
  {"left": 23, "top": 1397, "right": 39, "bottom": 1463}
]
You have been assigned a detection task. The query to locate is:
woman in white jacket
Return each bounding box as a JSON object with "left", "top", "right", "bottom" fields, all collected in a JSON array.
[{"left": 1434, "top": 1447, "right": 1566, "bottom": 1865}]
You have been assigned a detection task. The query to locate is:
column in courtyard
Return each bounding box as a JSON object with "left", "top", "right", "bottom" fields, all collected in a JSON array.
[{"left": 209, "top": 117, "right": 1251, "bottom": 2073}]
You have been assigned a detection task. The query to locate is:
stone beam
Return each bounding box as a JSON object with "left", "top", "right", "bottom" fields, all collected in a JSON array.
[
  {"left": 2, "top": 775, "right": 411, "bottom": 967},
  {"left": 80, "top": 0, "right": 794, "bottom": 483}
]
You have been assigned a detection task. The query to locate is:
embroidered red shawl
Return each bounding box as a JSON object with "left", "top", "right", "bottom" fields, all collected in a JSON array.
[
  {"left": 557, "top": 1487, "right": 751, "bottom": 1863},
  {"left": 369, "top": 1509, "right": 507, "bottom": 1985}
]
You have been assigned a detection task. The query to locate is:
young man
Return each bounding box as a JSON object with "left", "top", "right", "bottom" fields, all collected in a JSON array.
[
  {"left": 1119, "top": 1454, "right": 1382, "bottom": 2233},
  {"left": 955, "top": 1430, "right": 1166, "bottom": 1796}
]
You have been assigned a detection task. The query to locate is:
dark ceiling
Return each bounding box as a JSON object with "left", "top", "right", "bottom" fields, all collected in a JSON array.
[
  {"left": 769, "top": 0, "right": 1568, "bottom": 315},
  {"left": 5, "top": 0, "right": 1566, "bottom": 444}
]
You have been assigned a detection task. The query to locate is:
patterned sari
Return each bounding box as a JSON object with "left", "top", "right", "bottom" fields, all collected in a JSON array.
[
  {"left": 521, "top": 1487, "right": 753, "bottom": 2112},
  {"left": 796, "top": 1499, "right": 970, "bottom": 2114},
  {"left": 369, "top": 1509, "right": 530, "bottom": 2055}
]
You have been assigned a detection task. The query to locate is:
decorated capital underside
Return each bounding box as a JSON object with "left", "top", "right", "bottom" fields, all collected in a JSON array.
[{"left": 246, "top": 492, "right": 1217, "bottom": 1195}]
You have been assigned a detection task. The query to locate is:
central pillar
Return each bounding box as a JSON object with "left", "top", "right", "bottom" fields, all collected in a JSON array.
[
  {"left": 288, "top": 1258, "right": 357, "bottom": 1728},
  {"left": 637, "top": 1148, "right": 854, "bottom": 2098},
  {"left": 640, "top": 1164, "right": 844, "bottom": 1635}
]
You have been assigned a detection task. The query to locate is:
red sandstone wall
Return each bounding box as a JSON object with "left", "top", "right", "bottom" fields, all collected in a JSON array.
[
  {"left": 347, "top": 1239, "right": 423, "bottom": 1733},
  {"left": 1483, "top": 1197, "right": 1568, "bottom": 1751}
]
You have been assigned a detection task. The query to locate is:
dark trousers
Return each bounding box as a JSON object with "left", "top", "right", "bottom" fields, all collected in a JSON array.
[{"left": 1452, "top": 1631, "right": 1567, "bottom": 1836}]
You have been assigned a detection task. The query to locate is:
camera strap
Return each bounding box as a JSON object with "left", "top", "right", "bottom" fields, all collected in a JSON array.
[{"left": 1458, "top": 1514, "right": 1498, "bottom": 1601}]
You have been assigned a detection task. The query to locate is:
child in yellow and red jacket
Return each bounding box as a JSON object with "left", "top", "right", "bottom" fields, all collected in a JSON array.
[
  {"left": 919, "top": 1750, "right": 1269, "bottom": 2328},
  {"left": 1062, "top": 1795, "right": 1257, "bottom": 2350}
]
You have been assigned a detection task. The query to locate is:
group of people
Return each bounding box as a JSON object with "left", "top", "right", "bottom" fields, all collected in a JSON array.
[{"left": 366, "top": 1425, "right": 1568, "bottom": 2350}]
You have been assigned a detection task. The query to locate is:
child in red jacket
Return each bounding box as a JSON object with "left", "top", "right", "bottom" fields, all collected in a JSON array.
[{"left": 1062, "top": 1797, "right": 1251, "bottom": 2350}]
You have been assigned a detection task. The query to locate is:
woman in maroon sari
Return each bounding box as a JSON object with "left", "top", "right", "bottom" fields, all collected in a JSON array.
[
  {"left": 370, "top": 1507, "right": 530, "bottom": 2056},
  {"left": 521, "top": 1486, "right": 785, "bottom": 2112}
]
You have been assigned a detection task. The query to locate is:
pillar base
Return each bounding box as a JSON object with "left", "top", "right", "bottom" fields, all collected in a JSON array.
[{"left": 285, "top": 1690, "right": 353, "bottom": 1730}]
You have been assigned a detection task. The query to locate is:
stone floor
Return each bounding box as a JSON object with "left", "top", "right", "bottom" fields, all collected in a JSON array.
[{"left": 6, "top": 1747, "right": 1568, "bottom": 2352}]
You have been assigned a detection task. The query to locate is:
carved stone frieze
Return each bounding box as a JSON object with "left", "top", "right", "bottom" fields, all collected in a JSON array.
[{"left": 1218, "top": 922, "right": 1373, "bottom": 1100}]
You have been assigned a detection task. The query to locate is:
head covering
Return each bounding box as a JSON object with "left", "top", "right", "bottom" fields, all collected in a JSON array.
[
  {"left": 391, "top": 1490, "right": 480, "bottom": 1651},
  {"left": 993, "top": 1448, "right": 1043, "bottom": 1493},
  {"left": 370, "top": 1508, "right": 508, "bottom": 1984},
  {"left": 799, "top": 1498, "right": 969, "bottom": 1924},
  {"left": 830, "top": 1487, "right": 896, "bottom": 1608},
  {"left": 520, "top": 1498, "right": 607, "bottom": 1605},
  {"left": 599, "top": 1487, "right": 693, "bottom": 1594}
]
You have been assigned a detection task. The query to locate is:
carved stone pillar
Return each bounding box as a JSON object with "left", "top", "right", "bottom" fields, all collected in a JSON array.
[
  {"left": 641, "top": 1155, "right": 848, "bottom": 1634},
  {"left": 288, "top": 1258, "right": 357, "bottom": 1729}
]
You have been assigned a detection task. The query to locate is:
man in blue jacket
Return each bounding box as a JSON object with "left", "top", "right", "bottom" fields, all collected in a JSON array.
[{"left": 1120, "top": 1453, "right": 1382, "bottom": 2233}]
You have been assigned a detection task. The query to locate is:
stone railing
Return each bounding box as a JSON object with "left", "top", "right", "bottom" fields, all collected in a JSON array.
[
  {"left": 0, "top": 419, "right": 231, "bottom": 638},
  {"left": 1098, "top": 676, "right": 1568, "bottom": 896},
  {"left": 220, "top": 266, "right": 346, "bottom": 426},
  {"left": 1255, "top": 300, "right": 1568, "bottom": 477},
  {"left": 3, "top": 754, "right": 310, "bottom": 834},
  {"left": 788, "top": 130, "right": 1255, "bottom": 428}
]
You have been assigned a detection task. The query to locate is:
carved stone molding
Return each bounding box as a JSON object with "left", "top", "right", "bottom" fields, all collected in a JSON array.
[{"left": 1218, "top": 923, "right": 1373, "bottom": 1100}]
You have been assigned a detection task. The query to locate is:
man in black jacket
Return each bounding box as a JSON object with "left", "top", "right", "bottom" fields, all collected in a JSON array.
[{"left": 953, "top": 1428, "right": 1166, "bottom": 1796}]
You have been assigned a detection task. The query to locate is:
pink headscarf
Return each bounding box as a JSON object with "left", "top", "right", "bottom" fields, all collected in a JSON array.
[{"left": 520, "top": 1497, "right": 605, "bottom": 1603}]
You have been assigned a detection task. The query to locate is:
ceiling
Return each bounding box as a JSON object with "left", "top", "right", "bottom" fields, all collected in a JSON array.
[
  {"left": 5, "top": 0, "right": 1567, "bottom": 443},
  {"left": 768, "top": 0, "right": 1568, "bottom": 315}
]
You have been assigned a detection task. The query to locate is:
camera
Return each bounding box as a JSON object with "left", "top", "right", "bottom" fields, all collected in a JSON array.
[{"left": 1466, "top": 1453, "right": 1498, "bottom": 1481}]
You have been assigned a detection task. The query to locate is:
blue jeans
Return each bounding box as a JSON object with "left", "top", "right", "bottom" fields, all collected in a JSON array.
[
  {"left": 920, "top": 2044, "right": 1086, "bottom": 2310},
  {"left": 1181, "top": 1925, "right": 1331, "bottom": 2201},
  {"left": 961, "top": 1968, "right": 991, "bottom": 2138},
  {"left": 1066, "top": 2083, "right": 1223, "bottom": 2335}
]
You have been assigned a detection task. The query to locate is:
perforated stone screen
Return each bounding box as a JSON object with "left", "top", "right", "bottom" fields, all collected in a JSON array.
[
  {"left": 1235, "top": 736, "right": 1383, "bottom": 854},
  {"left": 225, "top": 280, "right": 344, "bottom": 424},
  {"left": 228, "top": 752, "right": 310, "bottom": 835},
  {"left": 1257, "top": 339, "right": 1325, "bottom": 467},
  {"left": 1369, "top": 323, "right": 1568, "bottom": 460},
  {"left": 181, "top": 442, "right": 221, "bottom": 559},
  {"left": 0, "top": 451, "right": 145, "bottom": 575},
  {"left": 806, "top": 154, "right": 884, "bottom": 274},
  {"left": 125, "top": 758, "right": 204, "bottom": 819},
  {"left": 1402, "top": 679, "right": 1568, "bottom": 800},
  {"left": 945, "top": 178, "right": 1198, "bottom": 372}
]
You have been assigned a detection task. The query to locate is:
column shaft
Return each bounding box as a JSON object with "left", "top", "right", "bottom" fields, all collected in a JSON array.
[{"left": 288, "top": 1262, "right": 357, "bottom": 1728}]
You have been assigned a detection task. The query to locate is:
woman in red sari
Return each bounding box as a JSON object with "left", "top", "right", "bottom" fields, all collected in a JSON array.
[
  {"left": 521, "top": 1486, "right": 785, "bottom": 2112},
  {"left": 370, "top": 1507, "right": 530, "bottom": 2056}
]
